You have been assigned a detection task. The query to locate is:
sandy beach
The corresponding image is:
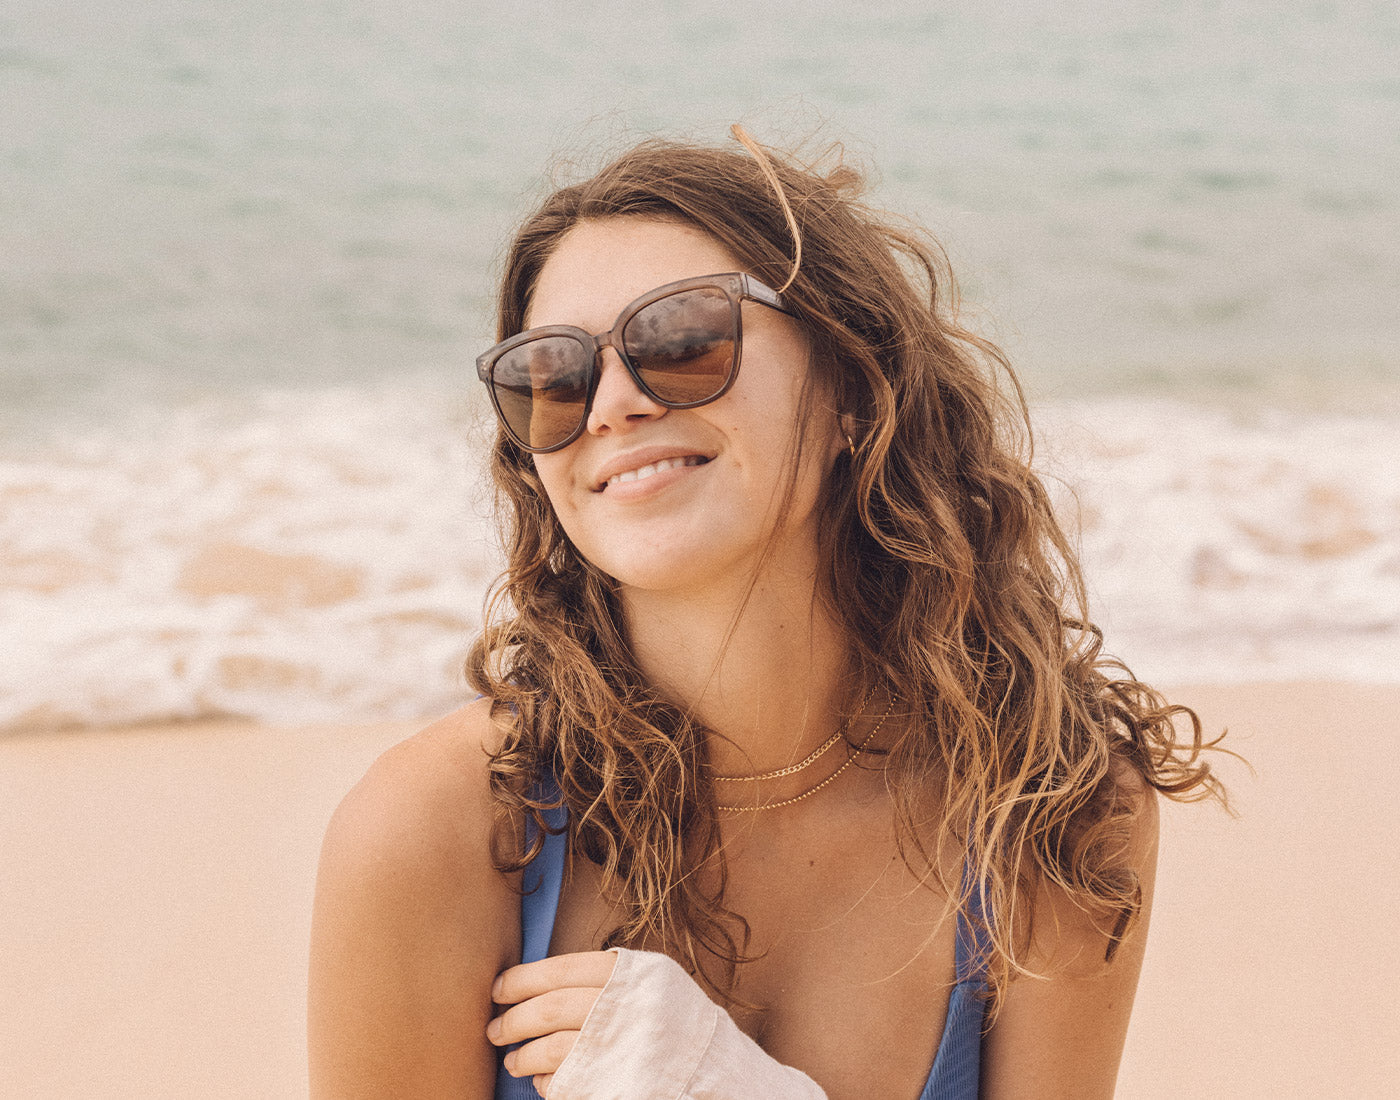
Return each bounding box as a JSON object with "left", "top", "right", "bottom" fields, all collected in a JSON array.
[{"left": 3, "top": 682, "right": 1397, "bottom": 1099}]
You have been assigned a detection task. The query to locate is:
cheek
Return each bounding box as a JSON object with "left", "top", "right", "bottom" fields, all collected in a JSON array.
[
  {"left": 524, "top": 457, "right": 584, "bottom": 549},
  {"left": 531, "top": 454, "right": 571, "bottom": 510}
]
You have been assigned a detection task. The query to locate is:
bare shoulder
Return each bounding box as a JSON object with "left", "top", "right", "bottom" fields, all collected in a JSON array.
[
  {"left": 309, "top": 697, "right": 519, "bottom": 1097},
  {"left": 324, "top": 696, "right": 511, "bottom": 877},
  {"left": 1017, "top": 759, "right": 1160, "bottom": 971},
  {"left": 981, "top": 759, "right": 1160, "bottom": 1099}
]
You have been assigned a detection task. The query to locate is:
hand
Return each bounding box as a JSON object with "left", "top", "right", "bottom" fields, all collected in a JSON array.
[{"left": 487, "top": 950, "right": 619, "bottom": 1097}]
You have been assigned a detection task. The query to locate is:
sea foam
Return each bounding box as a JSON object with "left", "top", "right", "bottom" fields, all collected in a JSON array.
[{"left": 3, "top": 388, "right": 1397, "bottom": 734}]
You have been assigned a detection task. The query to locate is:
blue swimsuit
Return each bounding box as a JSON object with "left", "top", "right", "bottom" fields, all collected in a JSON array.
[{"left": 494, "top": 800, "right": 988, "bottom": 1099}]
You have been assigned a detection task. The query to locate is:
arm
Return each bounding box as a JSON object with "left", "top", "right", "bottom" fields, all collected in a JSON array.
[
  {"left": 981, "top": 775, "right": 1161, "bottom": 1099},
  {"left": 308, "top": 698, "right": 518, "bottom": 1098}
]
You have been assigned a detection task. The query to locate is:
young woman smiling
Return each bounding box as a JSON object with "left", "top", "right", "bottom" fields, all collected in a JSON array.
[{"left": 308, "top": 129, "right": 1223, "bottom": 1099}]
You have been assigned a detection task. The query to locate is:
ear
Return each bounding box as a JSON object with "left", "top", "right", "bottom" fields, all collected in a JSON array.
[{"left": 838, "top": 411, "right": 858, "bottom": 458}]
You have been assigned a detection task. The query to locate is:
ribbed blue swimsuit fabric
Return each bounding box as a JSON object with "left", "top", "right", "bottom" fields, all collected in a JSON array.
[{"left": 493, "top": 799, "right": 988, "bottom": 1099}]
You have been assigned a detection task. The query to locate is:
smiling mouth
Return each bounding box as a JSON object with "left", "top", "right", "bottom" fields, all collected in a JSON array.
[{"left": 601, "top": 455, "right": 709, "bottom": 491}]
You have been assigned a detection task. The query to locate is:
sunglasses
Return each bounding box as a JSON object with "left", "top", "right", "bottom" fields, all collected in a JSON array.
[{"left": 476, "top": 272, "right": 792, "bottom": 453}]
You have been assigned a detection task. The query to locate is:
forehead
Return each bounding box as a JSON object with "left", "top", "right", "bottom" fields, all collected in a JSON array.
[{"left": 524, "top": 217, "right": 742, "bottom": 330}]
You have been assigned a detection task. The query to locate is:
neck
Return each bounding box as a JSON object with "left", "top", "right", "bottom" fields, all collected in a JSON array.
[{"left": 619, "top": 552, "right": 856, "bottom": 778}]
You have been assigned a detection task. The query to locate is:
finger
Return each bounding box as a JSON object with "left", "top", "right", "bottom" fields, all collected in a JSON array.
[
  {"left": 493, "top": 949, "right": 617, "bottom": 1004},
  {"left": 534, "top": 1074, "right": 554, "bottom": 1098},
  {"left": 487, "top": 986, "right": 601, "bottom": 1046},
  {"left": 502, "top": 1030, "right": 579, "bottom": 1079}
]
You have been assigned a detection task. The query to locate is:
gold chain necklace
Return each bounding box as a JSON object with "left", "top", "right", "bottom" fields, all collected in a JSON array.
[
  {"left": 715, "top": 696, "right": 896, "bottom": 813},
  {"left": 711, "top": 685, "right": 877, "bottom": 784}
]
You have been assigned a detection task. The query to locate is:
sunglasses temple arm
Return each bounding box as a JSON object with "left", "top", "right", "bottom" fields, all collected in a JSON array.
[{"left": 739, "top": 274, "right": 792, "bottom": 315}]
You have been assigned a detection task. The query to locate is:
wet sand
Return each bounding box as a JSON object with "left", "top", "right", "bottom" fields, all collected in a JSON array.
[{"left": 3, "top": 683, "right": 1396, "bottom": 1097}]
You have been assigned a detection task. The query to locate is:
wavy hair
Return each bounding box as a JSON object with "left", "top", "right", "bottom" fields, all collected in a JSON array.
[{"left": 465, "top": 130, "right": 1225, "bottom": 1014}]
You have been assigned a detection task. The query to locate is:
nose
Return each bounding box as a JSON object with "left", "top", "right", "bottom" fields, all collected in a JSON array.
[{"left": 586, "top": 348, "right": 666, "bottom": 436}]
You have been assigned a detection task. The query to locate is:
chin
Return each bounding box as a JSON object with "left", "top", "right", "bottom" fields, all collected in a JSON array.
[
  {"left": 588, "top": 539, "right": 753, "bottom": 598},
  {"left": 596, "top": 555, "right": 716, "bottom": 595}
]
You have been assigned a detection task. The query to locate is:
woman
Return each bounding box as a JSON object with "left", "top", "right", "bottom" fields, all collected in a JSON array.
[{"left": 308, "top": 129, "right": 1222, "bottom": 1099}]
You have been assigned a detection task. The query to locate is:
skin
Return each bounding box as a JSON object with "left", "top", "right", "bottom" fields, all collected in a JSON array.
[{"left": 307, "top": 217, "right": 1160, "bottom": 1099}]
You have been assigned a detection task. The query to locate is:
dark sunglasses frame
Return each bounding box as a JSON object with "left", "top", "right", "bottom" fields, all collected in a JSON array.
[{"left": 475, "top": 272, "right": 792, "bottom": 453}]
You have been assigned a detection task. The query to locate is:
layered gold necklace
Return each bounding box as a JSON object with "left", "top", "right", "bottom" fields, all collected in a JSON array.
[{"left": 713, "top": 688, "right": 896, "bottom": 812}]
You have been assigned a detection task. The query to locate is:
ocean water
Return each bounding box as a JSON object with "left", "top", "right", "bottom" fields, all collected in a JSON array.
[{"left": 3, "top": 1, "right": 1398, "bottom": 731}]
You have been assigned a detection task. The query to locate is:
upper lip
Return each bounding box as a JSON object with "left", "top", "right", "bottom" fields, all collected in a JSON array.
[{"left": 591, "top": 444, "right": 715, "bottom": 492}]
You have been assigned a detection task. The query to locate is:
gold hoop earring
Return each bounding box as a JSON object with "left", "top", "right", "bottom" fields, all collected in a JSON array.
[{"left": 845, "top": 432, "right": 856, "bottom": 457}]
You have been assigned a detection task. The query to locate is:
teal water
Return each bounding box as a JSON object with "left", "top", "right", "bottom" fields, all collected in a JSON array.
[{"left": 3, "top": 0, "right": 1398, "bottom": 432}]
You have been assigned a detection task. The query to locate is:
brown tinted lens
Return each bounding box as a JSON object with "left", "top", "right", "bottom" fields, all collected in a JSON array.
[
  {"left": 621, "top": 287, "right": 735, "bottom": 405},
  {"left": 491, "top": 335, "right": 591, "bottom": 449}
]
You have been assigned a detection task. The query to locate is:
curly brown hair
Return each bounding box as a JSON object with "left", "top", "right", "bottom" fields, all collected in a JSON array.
[{"left": 465, "top": 129, "right": 1224, "bottom": 1015}]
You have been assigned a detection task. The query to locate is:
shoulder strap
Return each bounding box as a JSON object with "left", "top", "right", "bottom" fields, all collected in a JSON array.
[
  {"left": 519, "top": 784, "right": 569, "bottom": 965},
  {"left": 953, "top": 864, "right": 993, "bottom": 986}
]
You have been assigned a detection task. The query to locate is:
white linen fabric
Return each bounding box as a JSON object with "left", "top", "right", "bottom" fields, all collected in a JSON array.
[{"left": 545, "top": 948, "right": 828, "bottom": 1100}]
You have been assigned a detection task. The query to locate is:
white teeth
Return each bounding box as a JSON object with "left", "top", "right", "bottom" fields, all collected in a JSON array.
[{"left": 605, "top": 455, "right": 703, "bottom": 489}]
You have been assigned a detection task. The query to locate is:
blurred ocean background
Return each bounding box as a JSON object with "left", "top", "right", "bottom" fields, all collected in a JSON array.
[{"left": 3, "top": 0, "right": 1397, "bottom": 732}]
